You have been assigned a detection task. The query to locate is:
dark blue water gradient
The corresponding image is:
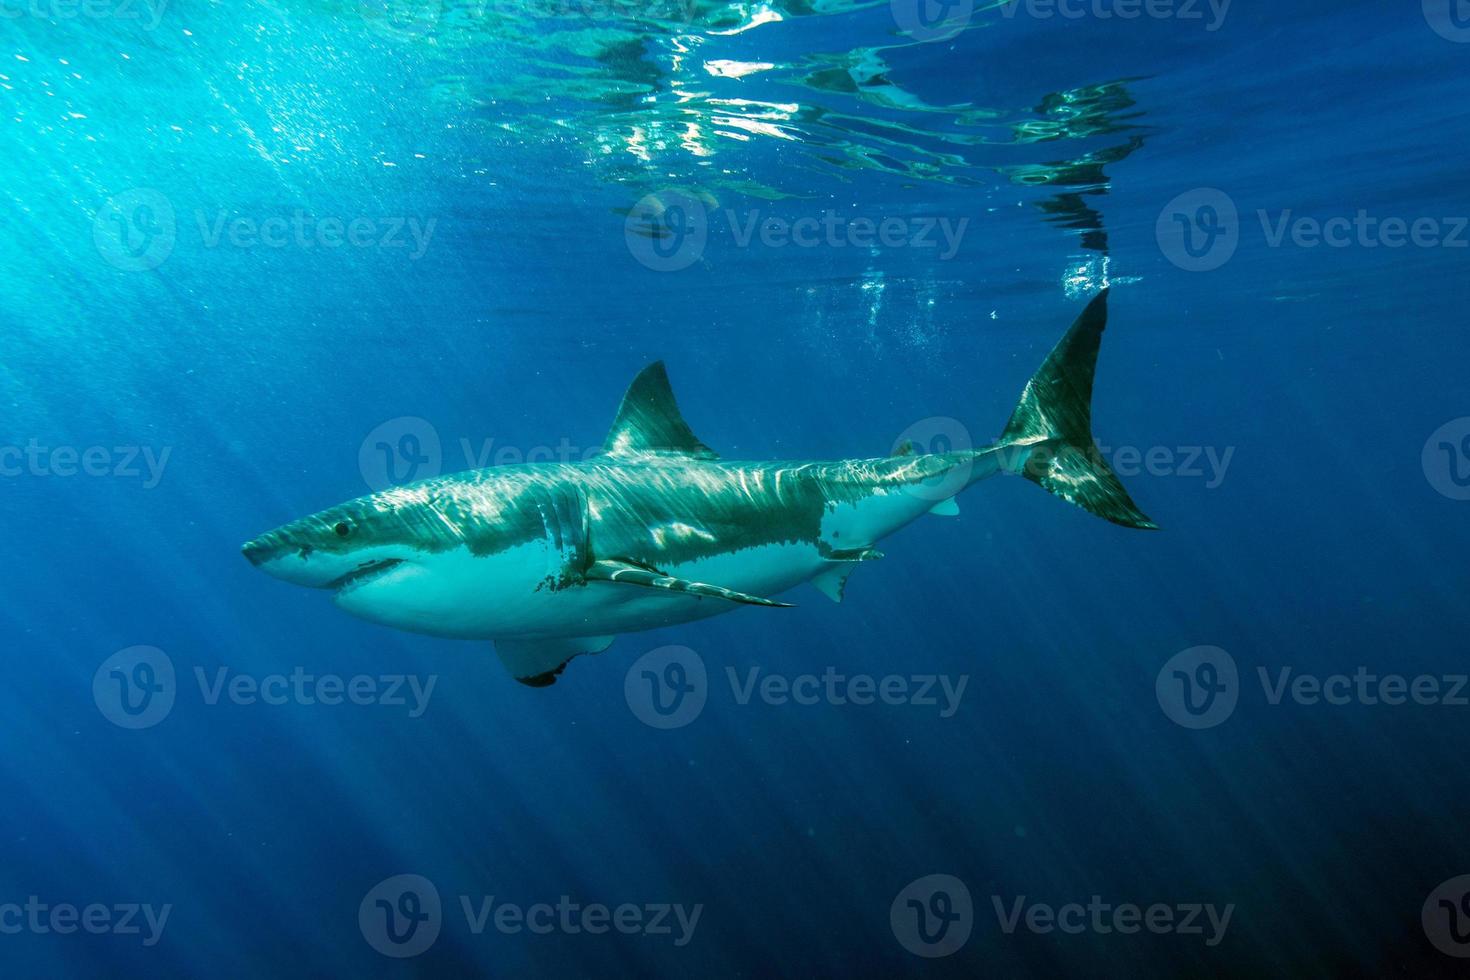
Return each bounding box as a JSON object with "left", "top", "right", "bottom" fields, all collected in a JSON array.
[{"left": 2, "top": 0, "right": 1469, "bottom": 976}]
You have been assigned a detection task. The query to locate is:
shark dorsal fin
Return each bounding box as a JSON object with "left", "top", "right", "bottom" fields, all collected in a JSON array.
[{"left": 602, "top": 362, "right": 719, "bottom": 459}]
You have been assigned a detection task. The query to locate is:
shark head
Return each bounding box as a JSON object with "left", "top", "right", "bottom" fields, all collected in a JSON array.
[
  {"left": 240, "top": 476, "right": 584, "bottom": 638},
  {"left": 242, "top": 492, "right": 433, "bottom": 603}
]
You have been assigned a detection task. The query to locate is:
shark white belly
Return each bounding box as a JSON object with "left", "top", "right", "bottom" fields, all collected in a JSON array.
[{"left": 243, "top": 291, "right": 1157, "bottom": 686}]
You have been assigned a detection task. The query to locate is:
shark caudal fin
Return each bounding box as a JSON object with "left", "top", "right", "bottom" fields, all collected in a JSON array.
[{"left": 999, "top": 289, "right": 1158, "bottom": 530}]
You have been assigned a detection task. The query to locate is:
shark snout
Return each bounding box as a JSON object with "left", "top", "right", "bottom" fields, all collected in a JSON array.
[
  {"left": 241, "top": 531, "right": 298, "bottom": 568},
  {"left": 241, "top": 536, "right": 272, "bottom": 567}
]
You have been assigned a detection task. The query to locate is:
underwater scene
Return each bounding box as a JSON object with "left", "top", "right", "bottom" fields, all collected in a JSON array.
[{"left": 4, "top": 0, "right": 1470, "bottom": 975}]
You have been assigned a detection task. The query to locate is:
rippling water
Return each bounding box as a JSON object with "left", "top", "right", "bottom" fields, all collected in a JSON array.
[{"left": 4, "top": 0, "right": 1470, "bottom": 977}]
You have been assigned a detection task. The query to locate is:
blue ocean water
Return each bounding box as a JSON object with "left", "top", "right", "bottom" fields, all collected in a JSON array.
[{"left": 4, "top": 0, "right": 1470, "bottom": 975}]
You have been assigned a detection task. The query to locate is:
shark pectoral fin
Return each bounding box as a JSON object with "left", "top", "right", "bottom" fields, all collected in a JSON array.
[
  {"left": 587, "top": 559, "right": 794, "bottom": 608},
  {"left": 497, "top": 635, "right": 616, "bottom": 688},
  {"left": 929, "top": 498, "right": 960, "bottom": 516}
]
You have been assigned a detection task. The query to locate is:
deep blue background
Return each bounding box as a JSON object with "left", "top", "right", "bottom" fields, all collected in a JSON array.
[{"left": 3, "top": 0, "right": 1469, "bottom": 975}]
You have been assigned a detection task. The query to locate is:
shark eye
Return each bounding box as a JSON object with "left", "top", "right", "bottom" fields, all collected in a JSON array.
[{"left": 334, "top": 521, "right": 352, "bottom": 537}]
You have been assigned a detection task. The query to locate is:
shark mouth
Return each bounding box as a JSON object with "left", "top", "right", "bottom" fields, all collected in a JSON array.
[{"left": 330, "top": 558, "right": 406, "bottom": 594}]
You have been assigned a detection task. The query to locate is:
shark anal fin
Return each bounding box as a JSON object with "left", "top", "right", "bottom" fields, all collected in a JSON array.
[
  {"left": 601, "top": 362, "right": 719, "bottom": 459},
  {"left": 587, "top": 559, "right": 793, "bottom": 608},
  {"left": 496, "top": 635, "right": 615, "bottom": 687}
]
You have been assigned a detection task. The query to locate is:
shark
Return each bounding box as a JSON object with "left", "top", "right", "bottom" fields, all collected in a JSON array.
[{"left": 242, "top": 290, "right": 1156, "bottom": 686}]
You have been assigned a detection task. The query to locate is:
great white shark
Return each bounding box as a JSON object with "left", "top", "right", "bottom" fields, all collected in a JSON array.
[{"left": 243, "top": 290, "right": 1156, "bottom": 686}]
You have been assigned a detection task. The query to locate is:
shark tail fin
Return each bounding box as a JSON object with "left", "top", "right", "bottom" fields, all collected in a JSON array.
[{"left": 999, "top": 289, "right": 1158, "bottom": 530}]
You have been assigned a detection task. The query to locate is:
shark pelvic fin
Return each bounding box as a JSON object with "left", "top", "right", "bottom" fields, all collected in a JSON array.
[
  {"left": 929, "top": 498, "right": 960, "bottom": 516},
  {"left": 811, "top": 563, "right": 856, "bottom": 603},
  {"left": 587, "top": 558, "right": 793, "bottom": 607},
  {"left": 999, "top": 289, "right": 1158, "bottom": 530},
  {"left": 497, "top": 635, "right": 616, "bottom": 687},
  {"left": 602, "top": 362, "right": 719, "bottom": 459}
]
